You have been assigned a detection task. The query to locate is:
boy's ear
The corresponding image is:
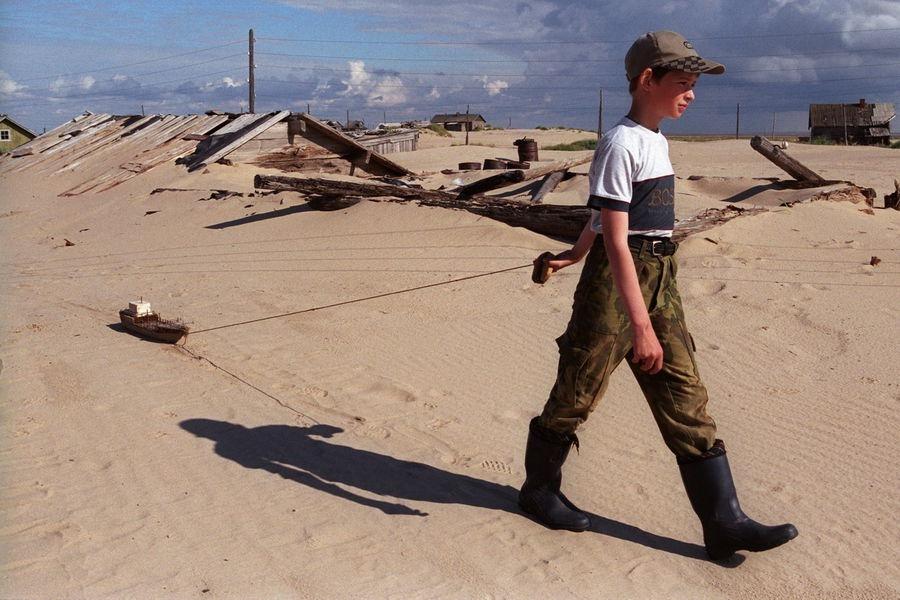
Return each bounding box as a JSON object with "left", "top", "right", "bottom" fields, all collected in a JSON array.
[{"left": 638, "top": 67, "right": 655, "bottom": 91}]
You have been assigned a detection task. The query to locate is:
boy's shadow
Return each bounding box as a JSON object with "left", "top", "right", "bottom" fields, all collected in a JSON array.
[{"left": 180, "top": 418, "right": 740, "bottom": 565}]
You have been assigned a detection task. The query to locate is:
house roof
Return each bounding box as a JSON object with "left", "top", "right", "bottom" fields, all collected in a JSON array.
[
  {"left": 808, "top": 102, "right": 895, "bottom": 128},
  {"left": 0, "top": 110, "right": 411, "bottom": 195},
  {"left": 431, "top": 113, "right": 486, "bottom": 123},
  {"left": 0, "top": 114, "right": 38, "bottom": 137}
]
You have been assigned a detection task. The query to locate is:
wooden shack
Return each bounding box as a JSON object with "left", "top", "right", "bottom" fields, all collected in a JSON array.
[
  {"left": 431, "top": 113, "right": 487, "bottom": 132},
  {"left": 808, "top": 99, "right": 895, "bottom": 145}
]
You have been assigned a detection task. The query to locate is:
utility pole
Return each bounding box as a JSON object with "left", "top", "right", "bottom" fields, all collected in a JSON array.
[
  {"left": 248, "top": 29, "right": 255, "bottom": 113},
  {"left": 842, "top": 104, "right": 848, "bottom": 145},
  {"left": 141, "top": 104, "right": 145, "bottom": 116},
  {"left": 346, "top": 109, "right": 350, "bottom": 128},
  {"left": 465, "top": 104, "right": 470, "bottom": 146},
  {"left": 771, "top": 111, "right": 776, "bottom": 139},
  {"left": 735, "top": 103, "right": 740, "bottom": 139},
  {"left": 508, "top": 116, "right": 512, "bottom": 129},
  {"left": 597, "top": 89, "right": 603, "bottom": 140},
  {"left": 306, "top": 103, "right": 310, "bottom": 115},
  {"left": 383, "top": 110, "right": 386, "bottom": 124}
]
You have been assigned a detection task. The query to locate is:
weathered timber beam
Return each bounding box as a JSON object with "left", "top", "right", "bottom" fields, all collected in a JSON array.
[
  {"left": 531, "top": 171, "right": 567, "bottom": 204},
  {"left": 452, "top": 155, "right": 592, "bottom": 198},
  {"left": 750, "top": 136, "right": 824, "bottom": 182},
  {"left": 455, "top": 171, "right": 526, "bottom": 198},
  {"left": 254, "top": 173, "right": 590, "bottom": 239},
  {"left": 254, "top": 174, "right": 456, "bottom": 202}
]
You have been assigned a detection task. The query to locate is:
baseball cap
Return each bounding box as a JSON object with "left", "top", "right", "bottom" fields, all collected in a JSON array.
[{"left": 625, "top": 31, "right": 725, "bottom": 80}]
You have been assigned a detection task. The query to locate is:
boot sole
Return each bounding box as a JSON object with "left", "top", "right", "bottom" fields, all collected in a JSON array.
[
  {"left": 518, "top": 499, "right": 590, "bottom": 532},
  {"left": 706, "top": 526, "right": 799, "bottom": 560}
]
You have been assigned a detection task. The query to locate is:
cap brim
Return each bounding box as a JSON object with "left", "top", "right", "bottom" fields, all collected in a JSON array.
[
  {"left": 659, "top": 57, "right": 726, "bottom": 75},
  {"left": 699, "top": 59, "right": 725, "bottom": 75}
]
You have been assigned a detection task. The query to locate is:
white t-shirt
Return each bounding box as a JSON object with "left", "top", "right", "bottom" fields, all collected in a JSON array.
[{"left": 587, "top": 116, "right": 675, "bottom": 238}]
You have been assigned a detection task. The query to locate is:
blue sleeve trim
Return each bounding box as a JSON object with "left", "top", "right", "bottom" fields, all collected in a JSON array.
[{"left": 587, "top": 195, "right": 630, "bottom": 212}]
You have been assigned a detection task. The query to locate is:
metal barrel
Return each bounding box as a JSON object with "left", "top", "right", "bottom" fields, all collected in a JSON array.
[
  {"left": 482, "top": 158, "right": 507, "bottom": 170},
  {"left": 458, "top": 162, "right": 482, "bottom": 170},
  {"left": 514, "top": 137, "right": 539, "bottom": 162}
]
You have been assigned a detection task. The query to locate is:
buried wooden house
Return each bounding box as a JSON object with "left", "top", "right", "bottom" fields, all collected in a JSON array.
[
  {"left": 0, "top": 110, "right": 414, "bottom": 197},
  {"left": 183, "top": 112, "right": 415, "bottom": 176},
  {"left": 808, "top": 99, "right": 895, "bottom": 145}
]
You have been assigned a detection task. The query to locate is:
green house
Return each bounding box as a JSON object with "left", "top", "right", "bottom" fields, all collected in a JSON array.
[{"left": 0, "top": 114, "right": 37, "bottom": 153}]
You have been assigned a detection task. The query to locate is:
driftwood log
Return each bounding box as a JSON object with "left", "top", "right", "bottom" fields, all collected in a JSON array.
[
  {"left": 751, "top": 136, "right": 824, "bottom": 183},
  {"left": 254, "top": 173, "right": 590, "bottom": 238},
  {"left": 253, "top": 174, "right": 767, "bottom": 241},
  {"left": 453, "top": 155, "right": 592, "bottom": 198}
]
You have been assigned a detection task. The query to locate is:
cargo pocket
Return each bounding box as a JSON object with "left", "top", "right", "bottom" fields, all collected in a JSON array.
[
  {"left": 555, "top": 329, "right": 619, "bottom": 413},
  {"left": 677, "top": 320, "right": 700, "bottom": 376}
]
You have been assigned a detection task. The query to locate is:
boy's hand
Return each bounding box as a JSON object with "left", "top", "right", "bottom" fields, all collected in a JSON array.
[
  {"left": 546, "top": 250, "right": 580, "bottom": 272},
  {"left": 631, "top": 321, "right": 664, "bottom": 374}
]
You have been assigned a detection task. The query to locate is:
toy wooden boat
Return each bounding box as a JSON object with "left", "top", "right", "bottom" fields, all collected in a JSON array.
[{"left": 119, "top": 300, "right": 189, "bottom": 344}]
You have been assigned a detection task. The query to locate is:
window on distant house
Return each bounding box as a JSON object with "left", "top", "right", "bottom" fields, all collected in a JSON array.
[{"left": 0, "top": 130, "right": 10, "bottom": 141}]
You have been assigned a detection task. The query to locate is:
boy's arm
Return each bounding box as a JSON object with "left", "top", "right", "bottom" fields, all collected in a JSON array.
[
  {"left": 600, "top": 208, "right": 663, "bottom": 374},
  {"left": 546, "top": 218, "right": 597, "bottom": 272}
]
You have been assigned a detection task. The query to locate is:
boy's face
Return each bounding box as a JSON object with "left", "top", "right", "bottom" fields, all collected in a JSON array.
[{"left": 648, "top": 70, "right": 699, "bottom": 120}]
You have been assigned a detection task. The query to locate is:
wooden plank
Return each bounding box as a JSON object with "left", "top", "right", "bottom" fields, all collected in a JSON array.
[
  {"left": 453, "top": 155, "right": 591, "bottom": 198},
  {"left": 296, "top": 113, "right": 412, "bottom": 176},
  {"left": 531, "top": 171, "right": 566, "bottom": 204},
  {"left": 750, "top": 136, "right": 824, "bottom": 182},
  {"left": 186, "top": 111, "right": 290, "bottom": 172}
]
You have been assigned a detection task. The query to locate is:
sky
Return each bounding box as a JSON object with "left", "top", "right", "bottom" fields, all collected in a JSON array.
[{"left": 1, "top": 0, "right": 898, "bottom": 135}]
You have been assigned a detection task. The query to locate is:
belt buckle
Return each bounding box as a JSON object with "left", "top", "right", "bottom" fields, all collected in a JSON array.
[{"left": 650, "top": 240, "right": 663, "bottom": 256}]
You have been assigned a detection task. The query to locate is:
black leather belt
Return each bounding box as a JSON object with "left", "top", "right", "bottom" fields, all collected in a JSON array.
[{"left": 628, "top": 236, "right": 678, "bottom": 256}]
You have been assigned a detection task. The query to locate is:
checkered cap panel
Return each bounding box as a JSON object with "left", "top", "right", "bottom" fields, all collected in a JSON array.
[{"left": 660, "top": 56, "right": 705, "bottom": 72}]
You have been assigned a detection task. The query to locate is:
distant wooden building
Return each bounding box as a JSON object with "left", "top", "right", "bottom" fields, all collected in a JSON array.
[
  {"left": 0, "top": 114, "right": 37, "bottom": 153},
  {"left": 431, "top": 113, "right": 487, "bottom": 132},
  {"left": 808, "top": 99, "right": 895, "bottom": 145}
]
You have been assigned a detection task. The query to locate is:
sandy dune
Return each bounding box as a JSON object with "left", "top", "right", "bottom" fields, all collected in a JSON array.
[{"left": 1, "top": 132, "right": 899, "bottom": 599}]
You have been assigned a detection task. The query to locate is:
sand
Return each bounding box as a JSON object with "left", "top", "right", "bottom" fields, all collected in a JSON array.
[{"left": 1, "top": 132, "right": 899, "bottom": 599}]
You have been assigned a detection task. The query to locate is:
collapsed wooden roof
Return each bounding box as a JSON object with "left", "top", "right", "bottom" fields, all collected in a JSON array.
[{"left": 0, "top": 110, "right": 411, "bottom": 196}]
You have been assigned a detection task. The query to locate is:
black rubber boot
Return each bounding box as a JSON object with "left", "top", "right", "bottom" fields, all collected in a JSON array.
[
  {"left": 518, "top": 417, "right": 590, "bottom": 532},
  {"left": 679, "top": 440, "right": 798, "bottom": 560}
]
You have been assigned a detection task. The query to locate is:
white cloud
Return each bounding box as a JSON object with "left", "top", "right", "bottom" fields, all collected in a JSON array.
[
  {"left": 49, "top": 77, "right": 67, "bottom": 93},
  {"left": 341, "top": 60, "right": 407, "bottom": 106},
  {"left": 0, "top": 71, "right": 26, "bottom": 95},
  {"left": 484, "top": 79, "right": 509, "bottom": 96},
  {"left": 80, "top": 75, "right": 95, "bottom": 90}
]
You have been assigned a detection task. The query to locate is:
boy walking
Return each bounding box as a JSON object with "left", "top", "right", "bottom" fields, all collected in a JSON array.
[{"left": 519, "top": 31, "right": 798, "bottom": 560}]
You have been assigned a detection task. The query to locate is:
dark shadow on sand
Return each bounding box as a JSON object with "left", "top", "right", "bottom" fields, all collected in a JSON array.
[
  {"left": 180, "top": 418, "right": 739, "bottom": 564},
  {"left": 205, "top": 203, "right": 314, "bottom": 229}
]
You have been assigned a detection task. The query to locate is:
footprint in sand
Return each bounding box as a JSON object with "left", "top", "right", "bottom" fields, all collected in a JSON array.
[
  {"left": 687, "top": 279, "right": 726, "bottom": 297},
  {"left": 480, "top": 459, "right": 513, "bottom": 475}
]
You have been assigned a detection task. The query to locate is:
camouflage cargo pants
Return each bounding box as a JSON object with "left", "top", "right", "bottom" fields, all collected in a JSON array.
[{"left": 539, "top": 236, "right": 717, "bottom": 459}]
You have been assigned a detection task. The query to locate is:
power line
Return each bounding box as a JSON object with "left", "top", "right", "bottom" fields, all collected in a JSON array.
[
  {"left": 255, "top": 60, "right": 900, "bottom": 80},
  {"left": 15, "top": 40, "right": 245, "bottom": 83},
  {"left": 38, "top": 54, "right": 246, "bottom": 92},
  {"left": 249, "top": 66, "right": 900, "bottom": 93},
  {"left": 0, "top": 69, "right": 243, "bottom": 107},
  {"left": 255, "top": 26, "right": 900, "bottom": 46}
]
